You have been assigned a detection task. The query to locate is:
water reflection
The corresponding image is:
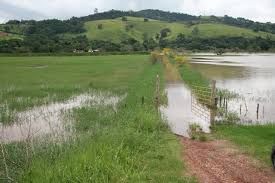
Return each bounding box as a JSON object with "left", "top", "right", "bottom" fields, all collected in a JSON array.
[
  {"left": 161, "top": 83, "right": 211, "bottom": 137},
  {"left": 191, "top": 54, "right": 275, "bottom": 123}
]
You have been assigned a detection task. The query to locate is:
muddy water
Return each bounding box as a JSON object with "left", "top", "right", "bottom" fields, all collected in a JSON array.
[
  {"left": 191, "top": 53, "right": 275, "bottom": 123},
  {"left": 161, "top": 83, "right": 211, "bottom": 137},
  {"left": 0, "top": 93, "right": 124, "bottom": 143}
]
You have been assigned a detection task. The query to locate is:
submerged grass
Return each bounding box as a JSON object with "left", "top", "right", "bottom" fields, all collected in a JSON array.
[
  {"left": 0, "top": 55, "right": 194, "bottom": 182},
  {"left": 213, "top": 124, "right": 275, "bottom": 166}
]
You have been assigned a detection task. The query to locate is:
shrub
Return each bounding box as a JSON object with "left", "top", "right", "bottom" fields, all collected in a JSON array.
[
  {"left": 97, "top": 24, "right": 103, "bottom": 30},
  {"left": 122, "top": 17, "right": 127, "bottom": 21},
  {"left": 150, "top": 52, "right": 161, "bottom": 64},
  {"left": 175, "top": 56, "right": 187, "bottom": 65}
]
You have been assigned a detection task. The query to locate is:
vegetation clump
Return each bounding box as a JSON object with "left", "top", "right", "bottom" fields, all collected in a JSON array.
[
  {"left": 188, "top": 124, "right": 208, "bottom": 142},
  {"left": 150, "top": 51, "right": 162, "bottom": 64},
  {"left": 175, "top": 55, "right": 187, "bottom": 65}
]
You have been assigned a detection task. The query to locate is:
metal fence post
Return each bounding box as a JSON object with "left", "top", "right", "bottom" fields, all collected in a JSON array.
[{"left": 210, "top": 80, "right": 217, "bottom": 125}]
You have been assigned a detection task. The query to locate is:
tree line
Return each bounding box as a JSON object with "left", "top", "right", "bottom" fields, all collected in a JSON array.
[{"left": 1, "top": 32, "right": 275, "bottom": 53}]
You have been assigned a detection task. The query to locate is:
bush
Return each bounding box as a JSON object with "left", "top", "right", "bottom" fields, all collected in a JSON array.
[
  {"left": 150, "top": 52, "right": 161, "bottom": 64},
  {"left": 122, "top": 17, "right": 127, "bottom": 21},
  {"left": 175, "top": 56, "right": 187, "bottom": 65},
  {"left": 97, "top": 24, "right": 103, "bottom": 30}
]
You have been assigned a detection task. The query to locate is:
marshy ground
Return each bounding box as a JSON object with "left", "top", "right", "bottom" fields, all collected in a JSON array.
[{"left": 1, "top": 53, "right": 275, "bottom": 182}]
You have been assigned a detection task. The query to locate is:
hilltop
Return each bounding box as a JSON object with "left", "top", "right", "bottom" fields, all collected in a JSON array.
[{"left": 1, "top": 9, "right": 275, "bottom": 53}]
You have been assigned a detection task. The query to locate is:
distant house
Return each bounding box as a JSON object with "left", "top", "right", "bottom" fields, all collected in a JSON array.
[{"left": 88, "top": 49, "right": 100, "bottom": 53}]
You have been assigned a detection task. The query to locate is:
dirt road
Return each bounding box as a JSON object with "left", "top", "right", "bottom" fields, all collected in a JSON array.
[{"left": 181, "top": 138, "right": 275, "bottom": 183}]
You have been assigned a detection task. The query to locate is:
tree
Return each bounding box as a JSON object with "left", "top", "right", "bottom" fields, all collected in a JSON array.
[
  {"left": 155, "top": 33, "right": 160, "bottom": 40},
  {"left": 144, "top": 18, "right": 149, "bottom": 22},
  {"left": 94, "top": 8, "right": 99, "bottom": 14},
  {"left": 143, "top": 38, "right": 158, "bottom": 50},
  {"left": 4, "top": 26, "right": 10, "bottom": 33},
  {"left": 120, "top": 44, "right": 133, "bottom": 52},
  {"left": 160, "top": 28, "right": 171, "bottom": 38},
  {"left": 216, "top": 48, "right": 225, "bottom": 55},
  {"left": 192, "top": 27, "right": 199, "bottom": 36},
  {"left": 142, "top": 33, "right": 149, "bottom": 41},
  {"left": 133, "top": 42, "right": 144, "bottom": 51},
  {"left": 122, "top": 17, "right": 127, "bottom": 21},
  {"left": 97, "top": 24, "right": 103, "bottom": 30}
]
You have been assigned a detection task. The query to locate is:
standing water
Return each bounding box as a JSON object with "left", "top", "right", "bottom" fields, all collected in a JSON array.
[
  {"left": 161, "top": 83, "right": 211, "bottom": 137},
  {"left": 0, "top": 93, "right": 125, "bottom": 143},
  {"left": 191, "top": 53, "right": 275, "bottom": 123}
]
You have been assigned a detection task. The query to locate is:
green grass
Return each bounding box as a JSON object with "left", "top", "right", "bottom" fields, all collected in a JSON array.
[
  {"left": 80, "top": 16, "right": 275, "bottom": 43},
  {"left": 0, "top": 55, "right": 194, "bottom": 182},
  {"left": 214, "top": 124, "right": 275, "bottom": 166}
]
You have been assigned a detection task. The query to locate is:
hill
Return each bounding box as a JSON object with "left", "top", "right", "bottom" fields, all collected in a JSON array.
[
  {"left": 1, "top": 9, "right": 275, "bottom": 53},
  {"left": 80, "top": 16, "right": 275, "bottom": 43}
]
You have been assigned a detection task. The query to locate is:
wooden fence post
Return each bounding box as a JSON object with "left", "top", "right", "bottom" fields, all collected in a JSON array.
[{"left": 155, "top": 75, "right": 160, "bottom": 110}]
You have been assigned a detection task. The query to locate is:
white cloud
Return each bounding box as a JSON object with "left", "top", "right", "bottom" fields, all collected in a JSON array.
[
  {"left": 179, "top": 0, "right": 275, "bottom": 23},
  {"left": 0, "top": 0, "right": 275, "bottom": 23}
]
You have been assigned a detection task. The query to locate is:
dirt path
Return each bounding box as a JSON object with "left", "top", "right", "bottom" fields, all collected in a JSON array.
[{"left": 181, "top": 137, "right": 275, "bottom": 183}]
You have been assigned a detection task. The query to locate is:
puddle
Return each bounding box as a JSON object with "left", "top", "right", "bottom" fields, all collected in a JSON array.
[
  {"left": 160, "top": 83, "right": 211, "bottom": 137},
  {"left": 0, "top": 92, "right": 125, "bottom": 143}
]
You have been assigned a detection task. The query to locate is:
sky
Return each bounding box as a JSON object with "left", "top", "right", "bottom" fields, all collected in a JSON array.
[{"left": 1, "top": 0, "right": 275, "bottom": 23}]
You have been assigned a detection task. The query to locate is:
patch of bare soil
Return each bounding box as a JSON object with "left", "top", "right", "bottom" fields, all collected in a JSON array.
[
  {"left": 0, "top": 32, "right": 8, "bottom": 37},
  {"left": 181, "top": 137, "right": 275, "bottom": 183}
]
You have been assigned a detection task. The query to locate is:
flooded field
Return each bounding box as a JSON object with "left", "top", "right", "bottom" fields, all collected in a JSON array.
[
  {"left": 191, "top": 53, "right": 275, "bottom": 123},
  {"left": 0, "top": 92, "right": 125, "bottom": 143}
]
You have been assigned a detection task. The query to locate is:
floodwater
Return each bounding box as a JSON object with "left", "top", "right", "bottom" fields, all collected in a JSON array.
[
  {"left": 161, "top": 83, "right": 211, "bottom": 137},
  {"left": 191, "top": 53, "right": 275, "bottom": 124},
  {"left": 0, "top": 93, "right": 124, "bottom": 143}
]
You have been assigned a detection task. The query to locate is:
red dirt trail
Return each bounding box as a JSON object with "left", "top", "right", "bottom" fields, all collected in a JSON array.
[{"left": 181, "top": 138, "right": 275, "bottom": 183}]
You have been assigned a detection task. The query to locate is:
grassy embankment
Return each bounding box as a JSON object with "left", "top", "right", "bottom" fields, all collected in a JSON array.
[
  {"left": 174, "top": 53, "right": 275, "bottom": 166},
  {"left": 0, "top": 55, "right": 194, "bottom": 182}
]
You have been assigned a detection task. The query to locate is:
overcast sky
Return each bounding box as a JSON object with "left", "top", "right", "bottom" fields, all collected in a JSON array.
[{"left": 1, "top": 0, "right": 275, "bottom": 23}]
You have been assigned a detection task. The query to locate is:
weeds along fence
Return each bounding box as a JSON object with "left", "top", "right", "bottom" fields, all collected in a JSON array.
[{"left": 216, "top": 90, "right": 267, "bottom": 123}]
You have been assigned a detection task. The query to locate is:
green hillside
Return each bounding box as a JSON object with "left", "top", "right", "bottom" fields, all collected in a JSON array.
[{"left": 82, "top": 17, "right": 275, "bottom": 43}]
